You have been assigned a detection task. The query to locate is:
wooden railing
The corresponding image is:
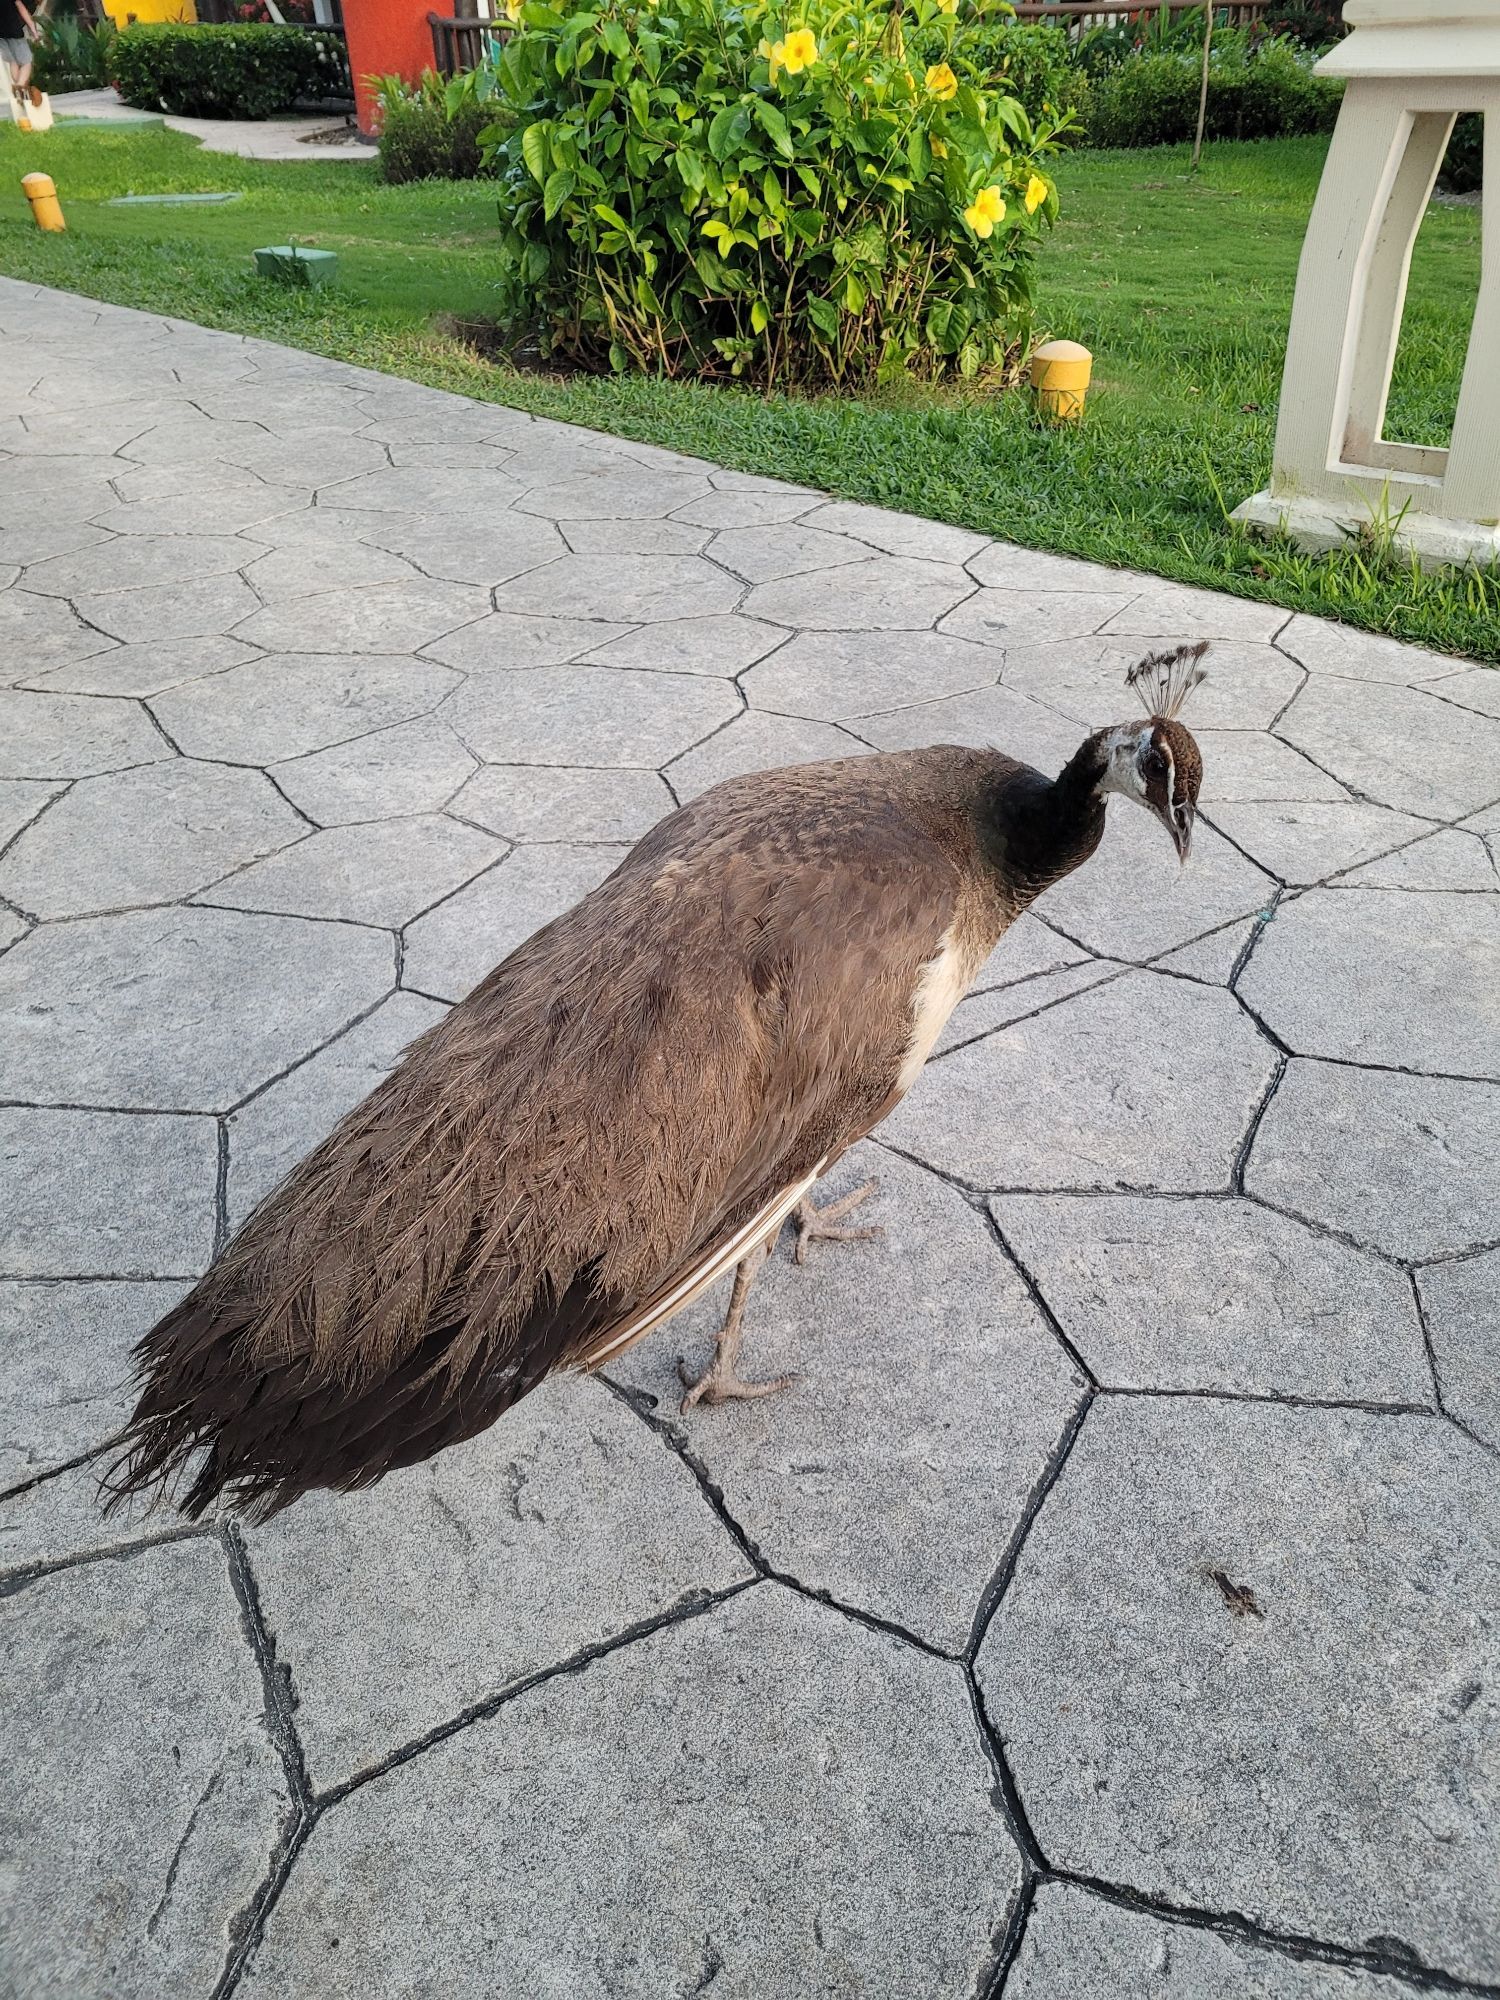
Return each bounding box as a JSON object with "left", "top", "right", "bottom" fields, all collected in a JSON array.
[
  {"left": 1010, "top": 1, "right": 1270, "bottom": 24},
  {"left": 429, "top": 12, "right": 509, "bottom": 76}
]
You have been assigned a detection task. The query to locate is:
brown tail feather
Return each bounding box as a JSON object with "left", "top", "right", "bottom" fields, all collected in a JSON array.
[{"left": 100, "top": 1259, "right": 624, "bottom": 1523}]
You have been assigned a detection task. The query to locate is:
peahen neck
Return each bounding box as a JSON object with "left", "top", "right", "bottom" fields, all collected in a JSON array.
[{"left": 977, "top": 731, "right": 1112, "bottom": 911}]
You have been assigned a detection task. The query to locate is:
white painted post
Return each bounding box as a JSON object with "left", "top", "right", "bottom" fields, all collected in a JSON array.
[{"left": 1233, "top": 0, "right": 1500, "bottom": 568}]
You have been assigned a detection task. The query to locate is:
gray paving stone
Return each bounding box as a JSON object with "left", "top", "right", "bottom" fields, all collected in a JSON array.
[
  {"left": 1277, "top": 612, "right": 1467, "bottom": 686},
  {"left": 1418, "top": 1250, "right": 1500, "bottom": 1453},
  {"left": 21, "top": 532, "right": 255, "bottom": 599},
  {"left": 240, "top": 538, "right": 423, "bottom": 601},
  {"left": 0, "top": 1278, "right": 187, "bottom": 1486},
  {"left": 0, "top": 776, "right": 64, "bottom": 853},
  {"left": 424, "top": 609, "right": 632, "bottom": 672},
  {"left": 966, "top": 545, "right": 1146, "bottom": 594},
  {"left": 709, "top": 521, "right": 869, "bottom": 582},
  {"left": 1341, "top": 826, "right": 1498, "bottom": 889},
  {"left": 886, "top": 971, "right": 1275, "bottom": 1192},
  {"left": 359, "top": 512, "right": 568, "bottom": 585},
  {"left": 245, "top": 1375, "right": 751, "bottom": 1789},
  {"left": 583, "top": 613, "right": 787, "bottom": 678},
  {"left": 0, "top": 519, "right": 113, "bottom": 567},
  {"left": 745, "top": 554, "right": 973, "bottom": 630},
  {"left": 1246, "top": 1061, "right": 1500, "bottom": 1261},
  {"left": 0, "top": 688, "right": 167, "bottom": 779},
  {"left": 978, "top": 1399, "right": 1500, "bottom": 1983},
  {"left": 937, "top": 960, "right": 1124, "bottom": 1054},
  {"left": 940, "top": 585, "right": 1131, "bottom": 648},
  {"left": 0, "top": 1454, "right": 192, "bottom": 1575},
  {"left": 318, "top": 465, "right": 522, "bottom": 517},
  {"left": 1240, "top": 888, "right": 1500, "bottom": 1077},
  {"left": 122, "top": 415, "right": 272, "bottom": 467},
  {"left": 992, "top": 1193, "right": 1429, "bottom": 1402},
  {"left": 77, "top": 572, "right": 263, "bottom": 645},
  {"left": 1099, "top": 582, "right": 1289, "bottom": 642},
  {"left": 227, "top": 991, "right": 448, "bottom": 1229},
  {"left": 1010, "top": 1883, "right": 1421, "bottom": 2000},
  {"left": 971, "top": 911, "right": 1091, "bottom": 992},
  {"left": 91, "top": 474, "right": 312, "bottom": 538},
  {"left": 667, "top": 710, "right": 866, "bottom": 797},
  {"left": 150, "top": 653, "right": 459, "bottom": 764},
  {"left": 1208, "top": 800, "right": 1431, "bottom": 886},
  {"left": 446, "top": 665, "right": 738, "bottom": 768},
  {"left": 451, "top": 764, "right": 673, "bottom": 843},
  {"left": 619, "top": 1147, "right": 1085, "bottom": 1650},
  {"left": 0, "top": 590, "right": 119, "bottom": 682},
  {"left": 233, "top": 578, "right": 488, "bottom": 655},
  {"left": 671, "top": 484, "right": 817, "bottom": 529},
  {"left": 1155, "top": 915, "right": 1259, "bottom": 983},
  {"left": 0, "top": 908, "right": 392, "bottom": 1112},
  {"left": 271, "top": 715, "right": 478, "bottom": 825},
  {"left": 1004, "top": 638, "right": 1303, "bottom": 733},
  {"left": 1195, "top": 730, "right": 1346, "bottom": 802},
  {"left": 801, "top": 500, "right": 989, "bottom": 564},
  {"left": 559, "top": 516, "right": 712, "bottom": 557},
  {"left": 0, "top": 761, "right": 303, "bottom": 918},
  {"left": 1038, "top": 809, "right": 1275, "bottom": 961},
  {"left": 851, "top": 682, "right": 1081, "bottom": 769},
  {"left": 402, "top": 843, "right": 626, "bottom": 1002},
  {"left": 741, "top": 627, "right": 1001, "bottom": 721},
  {"left": 1425, "top": 667, "right": 1500, "bottom": 721},
  {"left": 492, "top": 551, "right": 742, "bottom": 624},
  {"left": 222, "top": 430, "right": 390, "bottom": 485},
  {"left": 514, "top": 465, "right": 711, "bottom": 521},
  {"left": 0, "top": 1539, "right": 290, "bottom": 2000},
  {"left": 203, "top": 814, "right": 501, "bottom": 929},
  {"left": 20, "top": 632, "right": 261, "bottom": 699},
  {"left": 1279, "top": 677, "right": 1500, "bottom": 818},
  {"left": 239, "top": 1584, "right": 1017, "bottom": 1999},
  {"left": 0, "top": 1107, "right": 216, "bottom": 1277}
]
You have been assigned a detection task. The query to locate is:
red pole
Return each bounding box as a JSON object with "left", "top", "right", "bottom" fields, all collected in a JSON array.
[{"left": 342, "top": 0, "right": 434, "bottom": 137}]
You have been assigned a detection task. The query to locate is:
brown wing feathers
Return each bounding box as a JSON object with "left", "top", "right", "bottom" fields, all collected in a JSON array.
[{"left": 106, "top": 753, "right": 978, "bottom": 1521}]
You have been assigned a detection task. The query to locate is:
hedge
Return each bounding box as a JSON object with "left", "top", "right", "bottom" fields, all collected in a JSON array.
[
  {"left": 1078, "top": 38, "right": 1342, "bottom": 148},
  {"left": 373, "top": 72, "right": 502, "bottom": 184},
  {"left": 110, "top": 23, "right": 346, "bottom": 121}
]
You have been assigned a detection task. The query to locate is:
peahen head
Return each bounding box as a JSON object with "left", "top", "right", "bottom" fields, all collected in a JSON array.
[{"left": 1095, "top": 642, "right": 1207, "bottom": 863}]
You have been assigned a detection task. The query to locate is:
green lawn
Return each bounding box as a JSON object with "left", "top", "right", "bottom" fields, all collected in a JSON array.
[{"left": 1, "top": 120, "right": 1493, "bottom": 660}]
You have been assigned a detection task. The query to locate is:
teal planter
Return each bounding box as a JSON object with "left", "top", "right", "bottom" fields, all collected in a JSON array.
[{"left": 253, "top": 244, "right": 337, "bottom": 288}]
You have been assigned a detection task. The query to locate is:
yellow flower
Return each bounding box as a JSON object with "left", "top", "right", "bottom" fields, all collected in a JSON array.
[
  {"left": 924, "top": 61, "right": 958, "bottom": 100},
  {"left": 780, "top": 27, "right": 819, "bottom": 72},
  {"left": 930, "top": 136, "right": 947, "bottom": 158},
  {"left": 505, "top": 0, "right": 522, "bottom": 18},
  {"left": 963, "top": 183, "right": 1006, "bottom": 237},
  {"left": 936, "top": 0, "right": 958, "bottom": 12},
  {"left": 1024, "top": 173, "right": 1047, "bottom": 214},
  {"left": 759, "top": 34, "right": 783, "bottom": 79}
]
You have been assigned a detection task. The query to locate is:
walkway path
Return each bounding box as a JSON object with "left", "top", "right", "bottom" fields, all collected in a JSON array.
[
  {"left": 2, "top": 277, "right": 1498, "bottom": 2000},
  {"left": 49, "top": 87, "right": 377, "bottom": 163}
]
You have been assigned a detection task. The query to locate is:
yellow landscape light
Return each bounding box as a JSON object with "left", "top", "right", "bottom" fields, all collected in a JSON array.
[
  {"left": 21, "top": 173, "right": 66, "bottom": 233},
  {"left": 1030, "top": 338, "right": 1091, "bottom": 423}
]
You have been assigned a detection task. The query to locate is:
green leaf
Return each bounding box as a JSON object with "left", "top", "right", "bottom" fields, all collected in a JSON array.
[
  {"left": 750, "top": 297, "right": 769, "bottom": 334},
  {"left": 707, "top": 101, "right": 750, "bottom": 162},
  {"left": 753, "top": 99, "right": 794, "bottom": 159},
  {"left": 843, "top": 273, "right": 865, "bottom": 314},
  {"left": 593, "top": 202, "right": 630, "bottom": 230},
  {"left": 609, "top": 341, "right": 628, "bottom": 373},
  {"left": 806, "top": 294, "right": 839, "bottom": 339},
  {"left": 543, "top": 167, "right": 576, "bottom": 221},
  {"left": 600, "top": 18, "right": 629, "bottom": 59},
  {"left": 521, "top": 121, "right": 551, "bottom": 186}
]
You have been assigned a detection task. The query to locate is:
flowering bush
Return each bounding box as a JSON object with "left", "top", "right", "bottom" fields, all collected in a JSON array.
[{"left": 465, "top": 0, "right": 1068, "bottom": 387}]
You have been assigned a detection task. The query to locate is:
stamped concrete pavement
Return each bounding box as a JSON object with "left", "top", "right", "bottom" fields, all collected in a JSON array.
[{"left": 1, "top": 277, "right": 1498, "bottom": 2000}]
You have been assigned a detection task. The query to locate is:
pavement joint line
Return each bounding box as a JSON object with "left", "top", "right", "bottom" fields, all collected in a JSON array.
[{"left": 0, "top": 1517, "right": 213, "bottom": 1598}]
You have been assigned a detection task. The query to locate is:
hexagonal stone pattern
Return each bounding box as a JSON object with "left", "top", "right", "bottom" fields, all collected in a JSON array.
[
  {"left": 886, "top": 972, "right": 1276, "bottom": 1192},
  {"left": 239, "top": 1586, "right": 1018, "bottom": 1999},
  {"left": 979, "top": 1399, "right": 1500, "bottom": 1984},
  {"left": 245, "top": 1375, "right": 753, "bottom": 1790},
  {"left": 991, "top": 1193, "right": 1429, "bottom": 1403},
  {"left": 617, "top": 1148, "right": 1085, "bottom": 1651},
  {"left": 201, "top": 814, "right": 502, "bottom": 928},
  {"left": 0, "top": 907, "right": 392, "bottom": 1110},
  {"left": 1010, "top": 1885, "right": 1420, "bottom": 2000},
  {"left": 1240, "top": 888, "right": 1500, "bottom": 1077},
  {"left": 4, "top": 282, "right": 1499, "bottom": 1996},
  {"left": 0, "top": 760, "right": 304, "bottom": 918},
  {"left": 1247, "top": 1061, "right": 1500, "bottom": 1262},
  {"left": 1, "top": 1539, "right": 290, "bottom": 2000}
]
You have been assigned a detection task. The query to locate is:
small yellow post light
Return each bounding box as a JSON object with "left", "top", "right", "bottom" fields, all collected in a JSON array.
[
  {"left": 1031, "top": 338, "right": 1091, "bottom": 423},
  {"left": 21, "top": 173, "right": 66, "bottom": 233}
]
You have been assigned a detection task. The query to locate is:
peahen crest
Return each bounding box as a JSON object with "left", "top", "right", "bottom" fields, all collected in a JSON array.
[{"left": 1125, "top": 641, "right": 1209, "bottom": 721}]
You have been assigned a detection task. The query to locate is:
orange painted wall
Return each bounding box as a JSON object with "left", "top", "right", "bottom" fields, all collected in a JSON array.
[{"left": 344, "top": 0, "right": 434, "bottom": 136}]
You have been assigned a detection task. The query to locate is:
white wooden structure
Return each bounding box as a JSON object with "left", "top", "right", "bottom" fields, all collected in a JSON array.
[{"left": 1234, "top": 0, "right": 1499, "bottom": 566}]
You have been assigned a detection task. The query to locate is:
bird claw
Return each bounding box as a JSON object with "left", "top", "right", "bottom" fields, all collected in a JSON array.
[
  {"left": 792, "top": 1178, "right": 884, "bottom": 1266},
  {"left": 677, "top": 1355, "right": 800, "bottom": 1412}
]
